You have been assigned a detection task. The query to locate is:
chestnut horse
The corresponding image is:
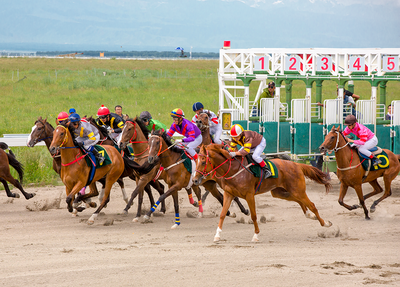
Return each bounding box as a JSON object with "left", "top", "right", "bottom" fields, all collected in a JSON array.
[
  {"left": 49, "top": 124, "right": 153, "bottom": 224},
  {"left": 88, "top": 116, "right": 165, "bottom": 211},
  {"left": 319, "top": 125, "right": 400, "bottom": 219},
  {"left": 195, "top": 112, "right": 249, "bottom": 216},
  {"left": 0, "top": 142, "right": 35, "bottom": 200},
  {"left": 193, "top": 144, "right": 332, "bottom": 242},
  {"left": 144, "top": 129, "right": 204, "bottom": 229}
]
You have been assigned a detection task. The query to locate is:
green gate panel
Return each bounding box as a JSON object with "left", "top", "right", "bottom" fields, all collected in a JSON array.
[
  {"left": 326, "top": 123, "right": 342, "bottom": 132},
  {"left": 291, "top": 123, "right": 310, "bottom": 155},
  {"left": 263, "top": 122, "right": 278, "bottom": 153},
  {"left": 364, "top": 124, "right": 375, "bottom": 133},
  {"left": 232, "top": 120, "right": 248, "bottom": 130},
  {"left": 248, "top": 122, "right": 261, "bottom": 134},
  {"left": 376, "top": 125, "right": 391, "bottom": 151},
  {"left": 279, "top": 122, "right": 291, "bottom": 151},
  {"left": 311, "top": 124, "right": 324, "bottom": 153},
  {"left": 393, "top": 126, "right": 400, "bottom": 154}
]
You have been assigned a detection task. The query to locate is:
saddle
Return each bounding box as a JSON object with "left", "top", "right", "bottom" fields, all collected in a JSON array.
[
  {"left": 356, "top": 146, "right": 389, "bottom": 178},
  {"left": 83, "top": 145, "right": 111, "bottom": 186}
]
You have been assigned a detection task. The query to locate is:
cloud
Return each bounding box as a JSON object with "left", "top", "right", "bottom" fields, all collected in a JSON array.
[{"left": 273, "top": 0, "right": 283, "bottom": 4}]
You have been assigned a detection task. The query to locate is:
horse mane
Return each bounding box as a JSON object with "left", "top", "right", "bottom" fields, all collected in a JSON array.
[
  {"left": 207, "top": 143, "right": 231, "bottom": 159},
  {"left": 87, "top": 116, "right": 108, "bottom": 137},
  {"left": 153, "top": 129, "right": 182, "bottom": 154},
  {"left": 35, "top": 116, "right": 55, "bottom": 131},
  {"left": 131, "top": 116, "right": 150, "bottom": 140},
  {"left": 338, "top": 129, "right": 358, "bottom": 151}
]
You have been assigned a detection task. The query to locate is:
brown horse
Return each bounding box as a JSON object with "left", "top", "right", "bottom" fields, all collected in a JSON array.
[
  {"left": 144, "top": 129, "right": 204, "bottom": 229},
  {"left": 195, "top": 112, "right": 249, "bottom": 216},
  {"left": 319, "top": 125, "right": 400, "bottom": 219},
  {"left": 193, "top": 144, "right": 332, "bottom": 242},
  {"left": 0, "top": 142, "right": 35, "bottom": 200},
  {"left": 48, "top": 123, "right": 153, "bottom": 224},
  {"left": 88, "top": 116, "right": 165, "bottom": 211}
]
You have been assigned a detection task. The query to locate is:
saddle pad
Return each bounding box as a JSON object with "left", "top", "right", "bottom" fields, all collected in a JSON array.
[
  {"left": 181, "top": 151, "right": 193, "bottom": 174},
  {"left": 115, "top": 145, "right": 134, "bottom": 158},
  {"left": 359, "top": 150, "right": 389, "bottom": 171},
  {"left": 245, "top": 154, "right": 278, "bottom": 178},
  {"left": 84, "top": 145, "right": 112, "bottom": 168}
]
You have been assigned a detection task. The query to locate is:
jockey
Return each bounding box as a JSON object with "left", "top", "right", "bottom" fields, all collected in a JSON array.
[
  {"left": 96, "top": 105, "right": 125, "bottom": 143},
  {"left": 167, "top": 108, "right": 202, "bottom": 160},
  {"left": 191, "top": 102, "right": 222, "bottom": 145},
  {"left": 139, "top": 111, "right": 168, "bottom": 132},
  {"left": 229, "top": 124, "right": 272, "bottom": 179},
  {"left": 56, "top": 111, "right": 69, "bottom": 125},
  {"left": 68, "top": 108, "right": 76, "bottom": 115},
  {"left": 68, "top": 113, "right": 105, "bottom": 164},
  {"left": 343, "top": 114, "right": 382, "bottom": 166}
]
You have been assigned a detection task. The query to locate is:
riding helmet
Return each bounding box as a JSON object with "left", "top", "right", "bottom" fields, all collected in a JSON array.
[
  {"left": 344, "top": 114, "right": 357, "bottom": 125},
  {"left": 230, "top": 124, "right": 244, "bottom": 137},
  {"left": 140, "top": 111, "right": 152, "bottom": 120},
  {"left": 69, "top": 113, "right": 81, "bottom": 123},
  {"left": 69, "top": 108, "right": 76, "bottom": 114},
  {"left": 57, "top": 111, "right": 69, "bottom": 121},
  {"left": 97, "top": 105, "right": 110, "bottom": 117},
  {"left": 171, "top": 108, "right": 185, "bottom": 118},
  {"left": 192, "top": 102, "right": 204, "bottom": 112}
]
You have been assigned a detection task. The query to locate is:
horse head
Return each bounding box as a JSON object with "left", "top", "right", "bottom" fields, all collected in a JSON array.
[
  {"left": 196, "top": 112, "right": 210, "bottom": 132},
  {"left": 27, "top": 117, "right": 53, "bottom": 147},
  {"left": 49, "top": 124, "right": 71, "bottom": 155},
  {"left": 319, "top": 125, "right": 348, "bottom": 154},
  {"left": 147, "top": 129, "right": 163, "bottom": 164}
]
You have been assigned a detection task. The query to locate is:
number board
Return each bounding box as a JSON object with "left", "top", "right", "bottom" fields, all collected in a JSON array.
[
  {"left": 316, "top": 56, "right": 332, "bottom": 72},
  {"left": 383, "top": 56, "right": 399, "bottom": 72},
  {"left": 254, "top": 55, "right": 269, "bottom": 71},
  {"left": 349, "top": 56, "right": 365, "bottom": 72},
  {"left": 284, "top": 55, "right": 301, "bottom": 71}
]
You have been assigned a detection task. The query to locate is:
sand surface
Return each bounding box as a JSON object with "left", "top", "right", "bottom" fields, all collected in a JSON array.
[{"left": 1, "top": 174, "right": 399, "bottom": 287}]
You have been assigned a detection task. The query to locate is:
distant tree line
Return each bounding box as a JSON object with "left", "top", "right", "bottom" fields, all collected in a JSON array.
[{"left": 36, "top": 50, "right": 219, "bottom": 59}]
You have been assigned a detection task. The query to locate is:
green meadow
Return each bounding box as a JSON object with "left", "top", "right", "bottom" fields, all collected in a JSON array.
[{"left": 1, "top": 57, "right": 399, "bottom": 185}]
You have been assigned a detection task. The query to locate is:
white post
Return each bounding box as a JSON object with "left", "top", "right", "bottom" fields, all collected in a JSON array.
[{"left": 244, "top": 86, "right": 249, "bottom": 129}]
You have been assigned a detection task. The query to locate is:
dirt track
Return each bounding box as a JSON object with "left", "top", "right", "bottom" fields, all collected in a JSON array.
[{"left": 1, "top": 174, "right": 399, "bottom": 287}]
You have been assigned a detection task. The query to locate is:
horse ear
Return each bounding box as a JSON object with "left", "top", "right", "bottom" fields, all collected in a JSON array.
[
  {"left": 330, "top": 125, "right": 335, "bottom": 131},
  {"left": 335, "top": 126, "right": 340, "bottom": 131},
  {"left": 44, "top": 118, "right": 47, "bottom": 123}
]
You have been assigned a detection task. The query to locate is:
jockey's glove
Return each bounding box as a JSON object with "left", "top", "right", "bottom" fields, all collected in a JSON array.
[{"left": 229, "top": 152, "right": 237, "bottom": 158}]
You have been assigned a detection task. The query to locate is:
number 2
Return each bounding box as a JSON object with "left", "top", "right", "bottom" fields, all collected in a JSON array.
[{"left": 289, "top": 57, "right": 297, "bottom": 70}]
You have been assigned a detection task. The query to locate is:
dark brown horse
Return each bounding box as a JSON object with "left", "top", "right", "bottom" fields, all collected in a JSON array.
[
  {"left": 319, "top": 125, "right": 400, "bottom": 219},
  {"left": 49, "top": 123, "right": 153, "bottom": 224},
  {"left": 144, "top": 129, "right": 204, "bottom": 229},
  {"left": 195, "top": 112, "right": 249, "bottom": 216},
  {"left": 193, "top": 144, "right": 332, "bottom": 242},
  {"left": 0, "top": 142, "right": 35, "bottom": 200}
]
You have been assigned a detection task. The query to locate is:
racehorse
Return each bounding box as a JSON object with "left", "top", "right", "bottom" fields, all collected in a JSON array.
[
  {"left": 144, "top": 129, "right": 204, "bottom": 229},
  {"left": 49, "top": 123, "right": 153, "bottom": 224},
  {"left": 195, "top": 112, "right": 249, "bottom": 216},
  {"left": 319, "top": 125, "right": 400, "bottom": 219},
  {"left": 0, "top": 142, "right": 35, "bottom": 200},
  {"left": 88, "top": 116, "right": 165, "bottom": 211},
  {"left": 193, "top": 144, "right": 332, "bottom": 242}
]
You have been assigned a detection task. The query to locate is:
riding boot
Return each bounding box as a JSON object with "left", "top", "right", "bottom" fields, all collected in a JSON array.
[
  {"left": 372, "top": 155, "right": 382, "bottom": 166},
  {"left": 92, "top": 148, "right": 105, "bottom": 165},
  {"left": 261, "top": 165, "right": 272, "bottom": 179}
]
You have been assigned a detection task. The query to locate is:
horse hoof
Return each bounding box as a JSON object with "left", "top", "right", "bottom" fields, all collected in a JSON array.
[
  {"left": 370, "top": 206, "right": 376, "bottom": 213},
  {"left": 87, "top": 220, "right": 94, "bottom": 225},
  {"left": 28, "top": 193, "right": 36, "bottom": 199},
  {"left": 143, "top": 215, "right": 151, "bottom": 223},
  {"left": 14, "top": 194, "right": 20, "bottom": 198},
  {"left": 123, "top": 210, "right": 128, "bottom": 215},
  {"left": 251, "top": 234, "right": 259, "bottom": 242},
  {"left": 192, "top": 202, "right": 199, "bottom": 207},
  {"left": 76, "top": 206, "right": 86, "bottom": 212},
  {"left": 324, "top": 221, "right": 333, "bottom": 227},
  {"left": 171, "top": 224, "right": 179, "bottom": 229},
  {"left": 88, "top": 202, "right": 97, "bottom": 208},
  {"left": 71, "top": 213, "right": 78, "bottom": 217},
  {"left": 244, "top": 209, "right": 250, "bottom": 216},
  {"left": 197, "top": 212, "right": 203, "bottom": 218},
  {"left": 132, "top": 217, "right": 139, "bottom": 223},
  {"left": 229, "top": 212, "right": 237, "bottom": 218},
  {"left": 214, "top": 236, "right": 220, "bottom": 242}
]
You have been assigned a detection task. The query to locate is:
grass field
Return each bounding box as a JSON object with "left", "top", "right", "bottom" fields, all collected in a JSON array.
[{"left": 1, "top": 57, "right": 399, "bottom": 185}]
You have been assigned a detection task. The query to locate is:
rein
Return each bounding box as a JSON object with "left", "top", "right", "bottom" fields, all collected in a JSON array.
[
  {"left": 196, "top": 149, "right": 233, "bottom": 179},
  {"left": 329, "top": 130, "right": 364, "bottom": 171}
]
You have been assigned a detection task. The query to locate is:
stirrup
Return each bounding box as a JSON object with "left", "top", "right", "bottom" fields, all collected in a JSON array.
[
  {"left": 372, "top": 158, "right": 381, "bottom": 166},
  {"left": 263, "top": 168, "right": 272, "bottom": 179},
  {"left": 97, "top": 156, "right": 105, "bottom": 164}
]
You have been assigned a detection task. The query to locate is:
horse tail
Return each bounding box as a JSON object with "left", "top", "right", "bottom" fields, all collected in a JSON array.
[
  {"left": 0, "top": 142, "right": 9, "bottom": 150},
  {"left": 297, "top": 163, "right": 331, "bottom": 194},
  {"left": 6, "top": 151, "right": 24, "bottom": 183},
  {"left": 122, "top": 157, "right": 157, "bottom": 175}
]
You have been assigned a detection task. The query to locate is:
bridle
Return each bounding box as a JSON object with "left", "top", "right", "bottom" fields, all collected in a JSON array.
[
  {"left": 33, "top": 120, "right": 53, "bottom": 144},
  {"left": 148, "top": 134, "right": 179, "bottom": 157},
  {"left": 195, "top": 148, "right": 234, "bottom": 179},
  {"left": 326, "top": 130, "right": 349, "bottom": 153},
  {"left": 123, "top": 120, "right": 149, "bottom": 157}
]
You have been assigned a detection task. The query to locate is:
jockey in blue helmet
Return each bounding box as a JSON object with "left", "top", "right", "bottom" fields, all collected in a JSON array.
[
  {"left": 191, "top": 102, "right": 222, "bottom": 145},
  {"left": 68, "top": 113, "right": 105, "bottom": 164}
]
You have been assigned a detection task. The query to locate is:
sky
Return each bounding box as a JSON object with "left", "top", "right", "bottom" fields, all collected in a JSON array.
[{"left": 1, "top": 0, "right": 399, "bottom": 52}]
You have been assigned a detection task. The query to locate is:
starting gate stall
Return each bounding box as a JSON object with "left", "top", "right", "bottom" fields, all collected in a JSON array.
[
  {"left": 392, "top": 100, "right": 400, "bottom": 154},
  {"left": 218, "top": 47, "right": 400, "bottom": 161}
]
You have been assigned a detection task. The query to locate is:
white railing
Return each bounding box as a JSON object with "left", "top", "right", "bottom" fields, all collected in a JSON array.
[
  {"left": 0, "top": 134, "right": 45, "bottom": 147},
  {"left": 324, "top": 99, "right": 343, "bottom": 128}
]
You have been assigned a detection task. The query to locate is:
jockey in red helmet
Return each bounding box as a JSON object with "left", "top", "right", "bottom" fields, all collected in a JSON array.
[
  {"left": 96, "top": 105, "right": 125, "bottom": 142},
  {"left": 229, "top": 124, "right": 272, "bottom": 179},
  {"left": 56, "top": 111, "right": 69, "bottom": 125},
  {"left": 167, "top": 108, "right": 202, "bottom": 160}
]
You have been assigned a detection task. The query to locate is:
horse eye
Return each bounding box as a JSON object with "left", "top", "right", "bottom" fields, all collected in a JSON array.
[{"left": 330, "top": 136, "right": 334, "bottom": 140}]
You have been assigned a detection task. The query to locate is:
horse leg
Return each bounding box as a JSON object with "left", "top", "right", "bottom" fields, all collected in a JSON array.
[
  {"left": 202, "top": 181, "right": 231, "bottom": 217},
  {"left": 116, "top": 178, "right": 129, "bottom": 204},
  {"left": 363, "top": 179, "right": 383, "bottom": 201},
  {"left": 214, "top": 192, "right": 234, "bottom": 242},
  {"left": 171, "top": 191, "right": 180, "bottom": 229},
  {"left": 144, "top": 185, "right": 179, "bottom": 222},
  {"left": 76, "top": 183, "right": 99, "bottom": 210},
  {"left": 186, "top": 188, "right": 198, "bottom": 207},
  {"left": 233, "top": 197, "right": 250, "bottom": 216},
  {"left": 370, "top": 174, "right": 394, "bottom": 213},
  {"left": 191, "top": 185, "right": 203, "bottom": 217},
  {"left": 98, "top": 178, "right": 106, "bottom": 203},
  {"left": 0, "top": 178, "right": 20, "bottom": 198},
  {"left": 338, "top": 183, "right": 359, "bottom": 211},
  {"left": 149, "top": 180, "right": 166, "bottom": 214},
  {"left": 201, "top": 189, "right": 210, "bottom": 205},
  {"left": 353, "top": 185, "right": 370, "bottom": 220},
  {"left": 0, "top": 174, "right": 35, "bottom": 200},
  {"left": 245, "top": 193, "right": 260, "bottom": 242}
]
